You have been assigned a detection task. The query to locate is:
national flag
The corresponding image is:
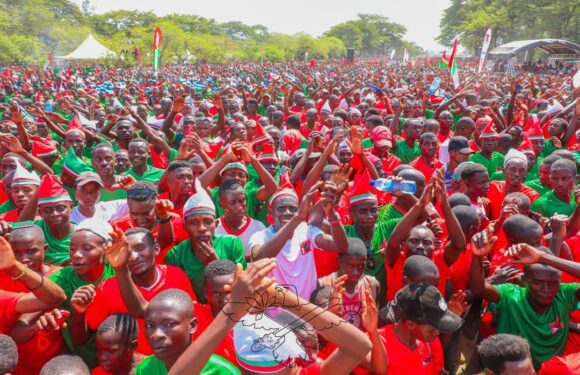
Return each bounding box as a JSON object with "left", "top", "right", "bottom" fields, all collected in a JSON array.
[
  {"left": 448, "top": 37, "right": 460, "bottom": 88},
  {"left": 134, "top": 46, "right": 143, "bottom": 65},
  {"left": 478, "top": 29, "right": 492, "bottom": 73},
  {"left": 153, "top": 28, "right": 162, "bottom": 76},
  {"left": 367, "top": 82, "right": 384, "bottom": 95},
  {"left": 439, "top": 50, "right": 448, "bottom": 70}
]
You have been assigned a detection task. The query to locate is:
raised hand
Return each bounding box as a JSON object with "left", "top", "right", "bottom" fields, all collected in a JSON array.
[
  {"left": 320, "top": 181, "right": 340, "bottom": 218},
  {"left": 0, "top": 234, "right": 16, "bottom": 271},
  {"left": 349, "top": 126, "right": 363, "bottom": 156},
  {"left": 549, "top": 213, "right": 569, "bottom": 238},
  {"left": 329, "top": 274, "right": 347, "bottom": 316},
  {"left": 360, "top": 288, "right": 378, "bottom": 332},
  {"left": 104, "top": 229, "right": 130, "bottom": 270},
  {"left": 298, "top": 182, "right": 323, "bottom": 220},
  {"left": 471, "top": 230, "right": 497, "bottom": 258},
  {"left": 486, "top": 265, "right": 522, "bottom": 285},
  {"left": 330, "top": 164, "right": 353, "bottom": 195},
  {"left": 447, "top": 290, "right": 468, "bottom": 318},
  {"left": 503, "top": 243, "right": 543, "bottom": 265},
  {"left": 70, "top": 284, "right": 96, "bottom": 314},
  {"left": 155, "top": 199, "right": 174, "bottom": 220},
  {"left": 0, "top": 134, "right": 24, "bottom": 154},
  {"left": 172, "top": 96, "right": 186, "bottom": 113},
  {"left": 118, "top": 175, "right": 136, "bottom": 191}
]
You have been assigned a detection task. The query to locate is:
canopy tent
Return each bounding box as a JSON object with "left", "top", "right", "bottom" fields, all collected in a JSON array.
[
  {"left": 60, "top": 34, "right": 116, "bottom": 60},
  {"left": 488, "top": 39, "right": 580, "bottom": 59}
]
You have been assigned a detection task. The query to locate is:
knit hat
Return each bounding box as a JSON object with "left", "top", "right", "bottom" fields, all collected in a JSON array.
[
  {"left": 350, "top": 169, "right": 377, "bottom": 205},
  {"left": 234, "top": 314, "right": 307, "bottom": 373},
  {"left": 258, "top": 144, "right": 279, "bottom": 163},
  {"left": 220, "top": 162, "right": 248, "bottom": 177},
  {"left": 74, "top": 218, "right": 113, "bottom": 243},
  {"left": 63, "top": 147, "right": 94, "bottom": 177},
  {"left": 37, "top": 174, "right": 72, "bottom": 206},
  {"left": 504, "top": 148, "right": 528, "bottom": 169},
  {"left": 183, "top": 179, "right": 215, "bottom": 217},
  {"left": 479, "top": 122, "right": 498, "bottom": 139},
  {"left": 30, "top": 136, "right": 58, "bottom": 158},
  {"left": 11, "top": 162, "right": 40, "bottom": 187}
]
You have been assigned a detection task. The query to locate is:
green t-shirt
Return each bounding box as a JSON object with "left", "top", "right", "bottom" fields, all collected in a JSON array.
[
  {"left": 211, "top": 184, "right": 262, "bottom": 220},
  {"left": 377, "top": 203, "right": 405, "bottom": 223},
  {"left": 345, "top": 219, "right": 398, "bottom": 308},
  {"left": 164, "top": 236, "right": 247, "bottom": 303},
  {"left": 245, "top": 179, "right": 269, "bottom": 226},
  {"left": 469, "top": 151, "right": 504, "bottom": 177},
  {"left": 524, "top": 179, "right": 552, "bottom": 197},
  {"left": 50, "top": 264, "right": 115, "bottom": 369},
  {"left": 135, "top": 353, "right": 240, "bottom": 375},
  {"left": 525, "top": 158, "right": 542, "bottom": 183},
  {"left": 391, "top": 139, "right": 420, "bottom": 164},
  {"left": 100, "top": 184, "right": 128, "bottom": 202},
  {"left": 532, "top": 190, "right": 577, "bottom": 218},
  {"left": 540, "top": 139, "right": 560, "bottom": 158},
  {"left": 35, "top": 220, "right": 75, "bottom": 266},
  {"left": 124, "top": 166, "right": 165, "bottom": 183},
  {"left": 0, "top": 200, "right": 15, "bottom": 214},
  {"left": 495, "top": 283, "right": 578, "bottom": 369}
]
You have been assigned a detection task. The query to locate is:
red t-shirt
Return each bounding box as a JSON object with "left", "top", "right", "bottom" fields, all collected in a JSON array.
[
  {"left": 191, "top": 303, "right": 238, "bottom": 367},
  {"left": 409, "top": 158, "right": 444, "bottom": 183},
  {"left": 86, "top": 265, "right": 195, "bottom": 355},
  {"left": 386, "top": 251, "right": 449, "bottom": 302},
  {"left": 448, "top": 243, "right": 473, "bottom": 293},
  {"left": 0, "top": 291, "right": 22, "bottom": 334},
  {"left": 379, "top": 324, "right": 444, "bottom": 375},
  {"left": 374, "top": 151, "right": 402, "bottom": 177},
  {"left": 110, "top": 214, "right": 189, "bottom": 251},
  {"left": 487, "top": 181, "right": 540, "bottom": 221}
]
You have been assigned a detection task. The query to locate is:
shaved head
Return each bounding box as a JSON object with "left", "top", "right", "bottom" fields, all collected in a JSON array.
[
  {"left": 9, "top": 224, "right": 45, "bottom": 243},
  {"left": 146, "top": 289, "right": 194, "bottom": 319}
]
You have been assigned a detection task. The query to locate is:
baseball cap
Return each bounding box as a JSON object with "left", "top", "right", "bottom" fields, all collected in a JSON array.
[
  {"left": 75, "top": 171, "right": 103, "bottom": 188},
  {"left": 371, "top": 126, "right": 392, "bottom": 148},
  {"left": 396, "top": 283, "right": 462, "bottom": 334},
  {"left": 448, "top": 136, "right": 474, "bottom": 155}
]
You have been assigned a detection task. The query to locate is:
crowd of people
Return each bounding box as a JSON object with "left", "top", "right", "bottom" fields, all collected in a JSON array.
[{"left": 0, "top": 58, "right": 578, "bottom": 375}]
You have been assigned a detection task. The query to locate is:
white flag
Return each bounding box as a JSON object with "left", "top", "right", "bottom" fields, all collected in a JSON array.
[
  {"left": 390, "top": 49, "right": 396, "bottom": 59},
  {"left": 478, "top": 29, "right": 492, "bottom": 73},
  {"left": 403, "top": 49, "right": 409, "bottom": 64}
]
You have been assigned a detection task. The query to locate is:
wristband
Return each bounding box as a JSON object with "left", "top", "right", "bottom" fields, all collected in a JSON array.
[
  {"left": 28, "top": 274, "right": 45, "bottom": 291},
  {"left": 11, "top": 264, "right": 27, "bottom": 280},
  {"left": 156, "top": 215, "right": 171, "bottom": 224}
]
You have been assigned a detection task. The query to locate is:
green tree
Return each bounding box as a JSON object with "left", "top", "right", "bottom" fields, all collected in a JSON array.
[{"left": 324, "top": 22, "right": 363, "bottom": 49}]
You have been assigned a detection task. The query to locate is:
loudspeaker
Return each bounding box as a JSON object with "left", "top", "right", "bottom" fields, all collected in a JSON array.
[{"left": 347, "top": 48, "right": 355, "bottom": 61}]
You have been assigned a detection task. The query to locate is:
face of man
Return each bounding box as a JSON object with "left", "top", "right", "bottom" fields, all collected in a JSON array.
[
  {"left": 128, "top": 199, "right": 156, "bottom": 229},
  {"left": 221, "top": 169, "right": 248, "bottom": 186},
  {"left": 465, "top": 172, "right": 490, "bottom": 198},
  {"left": 219, "top": 187, "right": 246, "bottom": 220},
  {"left": 65, "top": 131, "right": 85, "bottom": 155},
  {"left": 350, "top": 200, "right": 379, "bottom": 230},
  {"left": 205, "top": 274, "right": 232, "bottom": 317},
  {"left": 114, "top": 151, "right": 131, "bottom": 174},
  {"left": 525, "top": 264, "right": 561, "bottom": 308},
  {"left": 168, "top": 167, "right": 194, "bottom": 195},
  {"left": 404, "top": 227, "right": 436, "bottom": 258},
  {"left": 271, "top": 196, "right": 299, "bottom": 230},
  {"left": 39, "top": 202, "right": 72, "bottom": 229},
  {"left": 481, "top": 137, "right": 499, "bottom": 153},
  {"left": 338, "top": 148, "right": 353, "bottom": 164},
  {"left": 1, "top": 156, "right": 20, "bottom": 177},
  {"left": 405, "top": 121, "right": 423, "bottom": 140},
  {"left": 145, "top": 302, "right": 195, "bottom": 365},
  {"left": 550, "top": 167, "right": 577, "bottom": 200},
  {"left": 96, "top": 330, "right": 135, "bottom": 374},
  {"left": 504, "top": 160, "right": 527, "bottom": 188},
  {"left": 75, "top": 182, "right": 102, "bottom": 210},
  {"left": 184, "top": 213, "right": 216, "bottom": 245},
  {"left": 11, "top": 184, "right": 37, "bottom": 209},
  {"left": 93, "top": 147, "right": 116, "bottom": 178},
  {"left": 438, "top": 112, "right": 453, "bottom": 130},
  {"left": 115, "top": 121, "right": 134, "bottom": 141},
  {"left": 9, "top": 230, "right": 46, "bottom": 272},
  {"left": 531, "top": 139, "right": 544, "bottom": 156},
  {"left": 69, "top": 230, "right": 105, "bottom": 278},
  {"left": 128, "top": 142, "right": 150, "bottom": 169},
  {"left": 538, "top": 163, "right": 552, "bottom": 186},
  {"left": 548, "top": 121, "right": 565, "bottom": 137},
  {"left": 229, "top": 123, "right": 247, "bottom": 142},
  {"left": 36, "top": 123, "right": 49, "bottom": 138},
  {"left": 409, "top": 322, "right": 440, "bottom": 343},
  {"left": 420, "top": 137, "right": 438, "bottom": 159},
  {"left": 127, "top": 232, "right": 158, "bottom": 277},
  {"left": 339, "top": 254, "right": 367, "bottom": 288},
  {"left": 196, "top": 121, "right": 211, "bottom": 138}
]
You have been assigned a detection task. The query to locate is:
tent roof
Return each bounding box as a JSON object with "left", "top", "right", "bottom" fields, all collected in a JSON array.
[
  {"left": 488, "top": 39, "right": 580, "bottom": 58},
  {"left": 60, "top": 34, "right": 116, "bottom": 60}
]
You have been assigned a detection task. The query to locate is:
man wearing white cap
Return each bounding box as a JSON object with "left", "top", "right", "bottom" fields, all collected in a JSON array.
[
  {"left": 487, "top": 148, "right": 539, "bottom": 220},
  {"left": 165, "top": 180, "right": 246, "bottom": 303}
]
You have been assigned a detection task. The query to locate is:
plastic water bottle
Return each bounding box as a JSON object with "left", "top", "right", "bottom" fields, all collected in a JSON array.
[
  {"left": 44, "top": 101, "right": 54, "bottom": 113},
  {"left": 428, "top": 77, "right": 442, "bottom": 95},
  {"left": 370, "top": 179, "right": 416, "bottom": 194}
]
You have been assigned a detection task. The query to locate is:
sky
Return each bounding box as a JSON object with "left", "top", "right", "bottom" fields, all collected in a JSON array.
[{"left": 75, "top": 0, "right": 450, "bottom": 52}]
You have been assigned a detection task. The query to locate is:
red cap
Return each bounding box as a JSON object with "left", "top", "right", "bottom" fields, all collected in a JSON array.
[{"left": 371, "top": 126, "right": 392, "bottom": 148}]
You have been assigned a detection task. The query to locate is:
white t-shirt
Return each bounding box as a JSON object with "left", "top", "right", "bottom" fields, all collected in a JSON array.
[
  {"left": 248, "top": 222, "right": 322, "bottom": 300},
  {"left": 215, "top": 215, "right": 266, "bottom": 257},
  {"left": 71, "top": 200, "right": 128, "bottom": 224}
]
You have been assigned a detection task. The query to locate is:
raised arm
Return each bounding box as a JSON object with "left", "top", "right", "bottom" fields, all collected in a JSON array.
[{"left": 468, "top": 230, "right": 500, "bottom": 303}]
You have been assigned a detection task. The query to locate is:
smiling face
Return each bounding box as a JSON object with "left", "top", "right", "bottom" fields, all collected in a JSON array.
[
  {"left": 270, "top": 195, "right": 299, "bottom": 230},
  {"left": 126, "top": 231, "right": 158, "bottom": 277},
  {"left": 69, "top": 230, "right": 105, "bottom": 279},
  {"left": 128, "top": 141, "right": 150, "bottom": 169}
]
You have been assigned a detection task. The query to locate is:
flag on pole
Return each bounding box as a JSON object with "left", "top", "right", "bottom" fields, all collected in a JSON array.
[
  {"left": 403, "top": 49, "right": 409, "bottom": 64},
  {"left": 134, "top": 46, "right": 143, "bottom": 65},
  {"left": 390, "top": 49, "right": 396, "bottom": 59},
  {"left": 448, "top": 37, "right": 460, "bottom": 88},
  {"left": 153, "top": 28, "right": 162, "bottom": 76},
  {"left": 478, "top": 28, "right": 492, "bottom": 73},
  {"left": 439, "top": 50, "right": 448, "bottom": 70},
  {"left": 305, "top": 50, "right": 309, "bottom": 63}
]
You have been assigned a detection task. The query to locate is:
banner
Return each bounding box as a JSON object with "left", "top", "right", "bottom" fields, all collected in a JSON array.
[
  {"left": 153, "top": 27, "right": 162, "bottom": 76},
  {"left": 448, "top": 37, "right": 460, "bottom": 88},
  {"left": 478, "top": 28, "right": 492, "bottom": 73},
  {"left": 403, "top": 49, "right": 409, "bottom": 64},
  {"left": 390, "top": 49, "right": 396, "bottom": 59}
]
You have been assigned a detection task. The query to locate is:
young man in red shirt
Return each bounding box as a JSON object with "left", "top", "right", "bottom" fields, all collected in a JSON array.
[
  {"left": 410, "top": 132, "right": 444, "bottom": 183},
  {"left": 370, "top": 126, "right": 401, "bottom": 176},
  {"left": 81, "top": 228, "right": 195, "bottom": 355}
]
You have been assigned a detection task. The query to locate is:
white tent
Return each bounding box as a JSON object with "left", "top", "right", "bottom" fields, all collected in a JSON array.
[{"left": 60, "top": 34, "right": 116, "bottom": 60}]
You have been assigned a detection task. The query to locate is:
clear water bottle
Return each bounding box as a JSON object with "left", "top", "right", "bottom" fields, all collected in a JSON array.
[
  {"left": 370, "top": 179, "right": 416, "bottom": 194},
  {"left": 428, "top": 77, "right": 442, "bottom": 95}
]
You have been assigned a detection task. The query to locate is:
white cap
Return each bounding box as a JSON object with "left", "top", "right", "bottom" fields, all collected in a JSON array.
[
  {"left": 504, "top": 148, "right": 528, "bottom": 168},
  {"left": 11, "top": 162, "right": 40, "bottom": 187},
  {"left": 183, "top": 179, "right": 215, "bottom": 217},
  {"left": 74, "top": 218, "right": 113, "bottom": 242}
]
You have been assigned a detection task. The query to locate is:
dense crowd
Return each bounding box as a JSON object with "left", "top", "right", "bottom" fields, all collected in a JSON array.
[{"left": 0, "top": 59, "right": 578, "bottom": 375}]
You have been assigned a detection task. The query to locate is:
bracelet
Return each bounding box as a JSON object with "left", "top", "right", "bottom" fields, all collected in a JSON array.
[
  {"left": 156, "top": 215, "right": 171, "bottom": 224},
  {"left": 10, "top": 264, "right": 28, "bottom": 280},
  {"left": 28, "top": 274, "right": 44, "bottom": 291}
]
